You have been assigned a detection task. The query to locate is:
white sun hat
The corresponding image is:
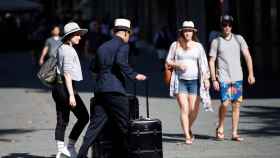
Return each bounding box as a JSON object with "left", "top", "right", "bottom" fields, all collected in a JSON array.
[
  {"left": 112, "top": 18, "right": 132, "bottom": 34},
  {"left": 61, "top": 22, "right": 88, "bottom": 40},
  {"left": 179, "top": 21, "right": 197, "bottom": 32}
]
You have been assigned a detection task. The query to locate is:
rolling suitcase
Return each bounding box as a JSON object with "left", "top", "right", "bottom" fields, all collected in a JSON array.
[{"left": 128, "top": 80, "right": 163, "bottom": 158}]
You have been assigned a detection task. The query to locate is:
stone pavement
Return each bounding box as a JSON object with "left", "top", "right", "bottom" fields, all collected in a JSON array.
[
  {"left": 1, "top": 44, "right": 280, "bottom": 158},
  {"left": 1, "top": 88, "right": 280, "bottom": 158}
]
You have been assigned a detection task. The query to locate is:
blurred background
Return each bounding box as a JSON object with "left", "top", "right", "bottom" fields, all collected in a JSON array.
[{"left": 0, "top": 0, "right": 279, "bottom": 98}]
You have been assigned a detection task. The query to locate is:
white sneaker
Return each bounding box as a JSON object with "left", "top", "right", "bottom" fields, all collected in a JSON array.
[
  {"left": 56, "top": 151, "right": 62, "bottom": 158},
  {"left": 60, "top": 146, "right": 71, "bottom": 157}
]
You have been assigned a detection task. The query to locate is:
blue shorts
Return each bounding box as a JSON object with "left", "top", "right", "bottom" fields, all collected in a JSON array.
[
  {"left": 220, "top": 80, "right": 243, "bottom": 103},
  {"left": 178, "top": 79, "right": 200, "bottom": 95}
]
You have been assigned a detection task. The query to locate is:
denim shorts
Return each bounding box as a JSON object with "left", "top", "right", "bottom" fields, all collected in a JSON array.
[{"left": 178, "top": 79, "right": 200, "bottom": 95}]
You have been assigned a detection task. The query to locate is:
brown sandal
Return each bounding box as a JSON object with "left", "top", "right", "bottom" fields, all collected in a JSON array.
[
  {"left": 185, "top": 138, "right": 193, "bottom": 145},
  {"left": 232, "top": 135, "right": 244, "bottom": 142},
  {"left": 216, "top": 128, "right": 225, "bottom": 141}
]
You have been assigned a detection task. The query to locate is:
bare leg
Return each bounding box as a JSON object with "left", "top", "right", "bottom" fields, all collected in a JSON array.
[
  {"left": 217, "top": 100, "right": 230, "bottom": 131},
  {"left": 188, "top": 95, "right": 200, "bottom": 141},
  {"left": 231, "top": 101, "right": 243, "bottom": 141},
  {"left": 176, "top": 94, "right": 191, "bottom": 144},
  {"left": 189, "top": 95, "right": 200, "bottom": 128},
  {"left": 216, "top": 100, "right": 230, "bottom": 140}
]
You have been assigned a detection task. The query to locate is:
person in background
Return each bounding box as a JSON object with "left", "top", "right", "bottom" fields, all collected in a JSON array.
[
  {"left": 166, "top": 21, "right": 210, "bottom": 145},
  {"left": 208, "top": 15, "right": 255, "bottom": 141},
  {"left": 52, "top": 22, "right": 89, "bottom": 158},
  {"left": 85, "top": 19, "right": 109, "bottom": 56},
  {"left": 39, "top": 25, "right": 62, "bottom": 66}
]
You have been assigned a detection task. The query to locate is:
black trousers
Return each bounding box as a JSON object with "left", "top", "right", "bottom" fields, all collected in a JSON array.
[
  {"left": 77, "top": 92, "right": 129, "bottom": 158},
  {"left": 52, "top": 82, "right": 89, "bottom": 141}
]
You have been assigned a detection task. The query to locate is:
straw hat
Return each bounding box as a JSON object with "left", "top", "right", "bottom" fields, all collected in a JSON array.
[
  {"left": 178, "top": 21, "right": 197, "bottom": 32},
  {"left": 112, "top": 18, "right": 132, "bottom": 34},
  {"left": 61, "top": 22, "right": 88, "bottom": 40}
]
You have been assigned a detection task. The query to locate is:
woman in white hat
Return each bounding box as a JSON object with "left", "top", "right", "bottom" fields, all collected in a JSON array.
[
  {"left": 166, "top": 21, "right": 210, "bottom": 145},
  {"left": 52, "top": 22, "right": 89, "bottom": 158}
]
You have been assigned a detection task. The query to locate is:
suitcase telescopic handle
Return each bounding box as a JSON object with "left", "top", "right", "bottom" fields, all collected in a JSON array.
[
  {"left": 135, "top": 78, "right": 150, "bottom": 118},
  {"left": 145, "top": 79, "right": 150, "bottom": 118},
  {"left": 133, "top": 81, "right": 136, "bottom": 96}
]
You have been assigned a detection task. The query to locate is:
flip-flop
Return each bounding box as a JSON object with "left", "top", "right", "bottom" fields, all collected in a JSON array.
[
  {"left": 185, "top": 138, "right": 193, "bottom": 145},
  {"left": 216, "top": 128, "right": 225, "bottom": 141},
  {"left": 232, "top": 135, "right": 244, "bottom": 142}
]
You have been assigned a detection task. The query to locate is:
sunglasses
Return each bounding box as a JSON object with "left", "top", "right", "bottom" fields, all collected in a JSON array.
[{"left": 222, "top": 23, "right": 232, "bottom": 27}]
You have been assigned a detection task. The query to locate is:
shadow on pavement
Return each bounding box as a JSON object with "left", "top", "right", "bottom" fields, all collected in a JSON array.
[
  {"left": 162, "top": 133, "right": 216, "bottom": 143},
  {"left": 0, "top": 129, "right": 36, "bottom": 136},
  {"left": 2, "top": 153, "right": 55, "bottom": 158},
  {"left": 162, "top": 133, "right": 185, "bottom": 143},
  {"left": 238, "top": 105, "right": 280, "bottom": 137},
  {"left": 0, "top": 129, "right": 36, "bottom": 143}
]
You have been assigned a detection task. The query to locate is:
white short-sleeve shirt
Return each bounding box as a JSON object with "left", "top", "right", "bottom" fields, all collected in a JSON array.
[
  {"left": 57, "top": 44, "right": 83, "bottom": 81},
  {"left": 209, "top": 34, "right": 248, "bottom": 82}
]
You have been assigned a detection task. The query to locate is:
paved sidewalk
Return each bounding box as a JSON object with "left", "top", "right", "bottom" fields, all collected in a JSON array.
[{"left": 1, "top": 88, "right": 280, "bottom": 158}]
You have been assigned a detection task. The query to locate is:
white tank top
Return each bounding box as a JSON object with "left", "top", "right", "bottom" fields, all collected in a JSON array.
[{"left": 176, "top": 46, "right": 200, "bottom": 80}]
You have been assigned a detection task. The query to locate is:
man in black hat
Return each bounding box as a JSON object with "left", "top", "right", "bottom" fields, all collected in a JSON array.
[
  {"left": 77, "top": 18, "right": 146, "bottom": 158},
  {"left": 209, "top": 15, "right": 255, "bottom": 142}
]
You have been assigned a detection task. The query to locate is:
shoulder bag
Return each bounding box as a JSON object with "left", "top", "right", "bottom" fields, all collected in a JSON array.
[{"left": 163, "top": 42, "right": 177, "bottom": 86}]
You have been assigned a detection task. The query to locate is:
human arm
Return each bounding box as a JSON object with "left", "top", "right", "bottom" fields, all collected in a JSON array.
[
  {"left": 166, "top": 60, "right": 187, "bottom": 71},
  {"left": 208, "top": 39, "right": 220, "bottom": 91},
  {"left": 242, "top": 48, "right": 255, "bottom": 85},
  {"left": 209, "top": 56, "right": 219, "bottom": 91},
  {"left": 64, "top": 72, "right": 76, "bottom": 107},
  {"left": 165, "top": 42, "right": 186, "bottom": 71},
  {"left": 116, "top": 45, "right": 146, "bottom": 80},
  {"left": 39, "top": 46, "right": 49, "bottom": 65},
  {"left": 238, "top": 35, "right": 255, "bottom": 85}
]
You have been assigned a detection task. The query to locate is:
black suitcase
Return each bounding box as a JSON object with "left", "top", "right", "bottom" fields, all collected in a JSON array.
[{"left": 128, "top": 80, "right": 163, "bottom": 158}]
